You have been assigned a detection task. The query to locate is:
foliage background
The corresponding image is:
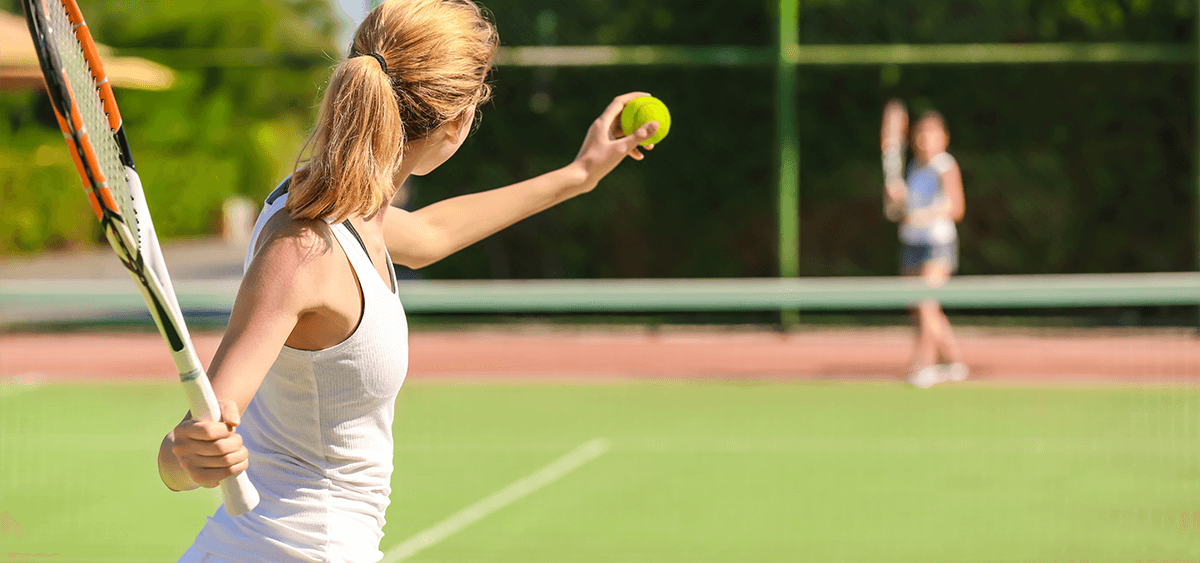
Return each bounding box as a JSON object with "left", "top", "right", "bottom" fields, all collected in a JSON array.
[
  {"left": 1, "top": 0, "right": 1195, "bottom": 279},
  {"left": 0, "top": 0, "right": 336, "bottom": 253}
]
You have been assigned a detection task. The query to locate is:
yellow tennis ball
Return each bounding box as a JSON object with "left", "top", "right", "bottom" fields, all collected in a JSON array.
[{"left": 620, "top": 96, "right": 670, "bottom": 146}]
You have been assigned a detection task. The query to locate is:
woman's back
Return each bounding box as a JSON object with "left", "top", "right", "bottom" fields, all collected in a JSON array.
[{"left": 192, "top": 186, "right": 408, "bottom": 562}]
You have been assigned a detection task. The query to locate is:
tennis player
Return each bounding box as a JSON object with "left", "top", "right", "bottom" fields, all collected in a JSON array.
[
  {"left": 882, "top": 106, "right": 967, "bottom": 388},
  {"left": 157, "top": 1, "right": 660, "bottom": 561}
]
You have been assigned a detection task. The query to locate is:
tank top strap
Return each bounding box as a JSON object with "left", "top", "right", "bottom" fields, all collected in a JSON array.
[
  {"left": 245, "top": 179, "right": 398, "bottom": 295},
  {"left": 342, "top": 221, "right": 398, "bottom": 295},
  {"left": 327, "top": 222, "right": 382, "bottom": 295}
]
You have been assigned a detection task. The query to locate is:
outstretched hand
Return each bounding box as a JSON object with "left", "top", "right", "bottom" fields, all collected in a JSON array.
[{"left": 570, "top": 92, "right": 660, "bottom": 192}]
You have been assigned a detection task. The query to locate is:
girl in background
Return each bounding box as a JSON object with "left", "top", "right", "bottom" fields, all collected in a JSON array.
[
  {"left": 882, "top": 102, "right": 967, "bottom": 388},
  {"left": 158, "top": 1, "right": 660, "bottom": 561}
]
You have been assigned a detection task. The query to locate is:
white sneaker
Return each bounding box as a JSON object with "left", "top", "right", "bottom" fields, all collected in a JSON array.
[
  {"left": 941, "top": 363, "right": 969, "bottom": 382},
  {"left": 909, "top": 365, "right": 942, "bottom": 388}
]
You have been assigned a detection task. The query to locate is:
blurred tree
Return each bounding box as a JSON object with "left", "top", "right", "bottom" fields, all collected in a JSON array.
[
  {"left": 0, "top": 0, "right": 336, "bottom": 251},
  {"left": 410, "top": 0, "right": 1195, "bottom": 278}
]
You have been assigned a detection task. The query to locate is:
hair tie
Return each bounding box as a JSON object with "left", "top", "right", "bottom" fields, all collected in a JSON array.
[{"left": 363, "top": 52, "right": 388, "bottom": 74}]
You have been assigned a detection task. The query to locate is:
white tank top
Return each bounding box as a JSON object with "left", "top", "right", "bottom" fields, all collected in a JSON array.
[{"left": 188, "top": 180, "right": 408, "bottom": 563}]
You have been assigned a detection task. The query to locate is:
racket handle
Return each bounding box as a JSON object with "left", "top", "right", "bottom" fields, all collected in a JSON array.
[
  {"left": 221, "top": 472, "right": 260, "bottom": 516},
  {"left": 181, "top": 368, "right": 261, "bottom": 516}
]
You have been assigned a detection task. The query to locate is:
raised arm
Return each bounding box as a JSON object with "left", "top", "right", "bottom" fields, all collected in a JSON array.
[{"left": 385, "top": 92, "right": 660, "bottom": 268}]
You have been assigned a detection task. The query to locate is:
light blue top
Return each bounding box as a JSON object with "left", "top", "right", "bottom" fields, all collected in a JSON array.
[{"left": 900, "top": 152, "right": 957, "bottom": 245}]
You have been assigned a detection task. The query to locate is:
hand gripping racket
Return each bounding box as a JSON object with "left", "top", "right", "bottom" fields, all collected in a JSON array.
[{"left": 23, "top": 0, "right": 259, "bottom": 515}]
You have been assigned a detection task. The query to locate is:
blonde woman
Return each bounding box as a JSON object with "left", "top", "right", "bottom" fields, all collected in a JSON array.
[
  {"left": 882, "top": 103, "right": 967, "bottom": 388},
  {"left": 158, "top": 1, "right": 660, "bottom": 561}
]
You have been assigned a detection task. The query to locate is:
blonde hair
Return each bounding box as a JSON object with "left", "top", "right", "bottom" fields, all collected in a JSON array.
[{"left": 288, "top": 0, "right": 498, "bottom": 222}]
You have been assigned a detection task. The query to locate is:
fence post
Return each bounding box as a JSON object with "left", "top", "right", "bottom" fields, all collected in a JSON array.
[{"left": 777, "top": 0, "right": 801, "bottom": 326}]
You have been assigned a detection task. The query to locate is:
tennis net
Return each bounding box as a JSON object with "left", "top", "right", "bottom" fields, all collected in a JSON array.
[{"left": 1, "top": 271, "right": 1196, "bottom": 318}]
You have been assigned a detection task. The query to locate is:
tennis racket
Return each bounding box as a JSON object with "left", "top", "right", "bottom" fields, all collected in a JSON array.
[
  {"left": 881, "top": 99, "right": 908, "bottom": 221},
  {"left": 23, "top": 0, "right": 259, "bottom": 515}
]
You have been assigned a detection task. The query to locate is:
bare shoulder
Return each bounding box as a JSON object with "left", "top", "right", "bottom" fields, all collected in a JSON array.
[
  {"left": 242, "top": 214, "right": 344, "bottom": 312},
  {"left": 931, "top": 152, "right": 959, "bottom": 174},
  {"left": 254, "top": 214, "right": 338, "bottom": 273}
]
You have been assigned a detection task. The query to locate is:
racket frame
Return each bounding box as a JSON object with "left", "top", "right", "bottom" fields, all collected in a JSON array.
[{"left": 22, "top": 0, "right": 259, "bottom": 516}]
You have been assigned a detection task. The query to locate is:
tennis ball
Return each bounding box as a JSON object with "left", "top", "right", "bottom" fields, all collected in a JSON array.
[{"left": 620, "top": 96, "right": 670, "bottom": 147}]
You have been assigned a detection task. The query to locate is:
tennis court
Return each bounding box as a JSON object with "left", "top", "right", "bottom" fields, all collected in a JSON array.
[
  {"left": 3, "top": 0, "right": 1200, "bottom": 561},
  {"left": 2, "top": 308, "right": 1199, "bottom": 562}
]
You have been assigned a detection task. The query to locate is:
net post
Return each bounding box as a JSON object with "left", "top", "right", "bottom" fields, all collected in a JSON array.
[
  {"left": 1196, "top": 0, "right": 1200, "bottom": 334},
  {"left": 777, "top": 0, "right": 801, "bottom": 327}
]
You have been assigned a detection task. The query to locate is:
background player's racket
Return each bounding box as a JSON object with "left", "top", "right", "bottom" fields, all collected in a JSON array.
[
  {"left": 881, "top": 99, "right": 908, "bottom": 221},
  {"left": 22, "top": 0, "right": 259, "bottom": 516}
]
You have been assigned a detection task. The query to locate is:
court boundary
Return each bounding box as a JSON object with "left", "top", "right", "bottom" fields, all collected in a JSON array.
[{"left": 380, "top": 438, "right": 610, "bottom": 562}]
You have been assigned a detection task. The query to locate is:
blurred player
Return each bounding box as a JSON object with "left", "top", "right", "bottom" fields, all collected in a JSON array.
[
  {"left": 157, "top": 1, "right": 660, "bottom": 561},
  {"left": 881, "top": 103, "right": 967, "bottom": 388}
]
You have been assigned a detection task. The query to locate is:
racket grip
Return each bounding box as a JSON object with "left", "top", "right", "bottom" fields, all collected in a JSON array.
[
  {"left": 221, "top": 472, "right": 260, "bottom": 516},
  {"left": 181, "top": 368, "right": 261, "bottom": 516}
]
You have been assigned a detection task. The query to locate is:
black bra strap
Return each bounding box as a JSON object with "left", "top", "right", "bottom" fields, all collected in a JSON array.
[
  {"left": 341, "top": 219, "right": 397, "bottom": 294},
  {"left": 264, "top": 178, "right": 386, "bottom": 285},
  {"left": 340, "top": 220, "right": 373, "bottom": 267}
]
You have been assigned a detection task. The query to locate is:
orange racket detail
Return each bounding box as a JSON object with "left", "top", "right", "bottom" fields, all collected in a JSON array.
[
  {"left": 98, "top": 80, "right": 121, "bottom": 132},
  {"left": 51, "top": 101, "right": 100, "bottom": 220},
  {"left": 75, "top": 26, "right": 105, "bottom": 86},
  {"left": 62, "top": 72, "right": 85, "bottom": 131},
  {"left": 85, "top": 191, "right": 103, "bottom": 220},
  {"left": 64, "top": 141, "right": 89, "bottom": 189},
  {"left": 50, "top": 98, "right": 69, "bottom": 135},
  {"left": 59, "top": 0, "right": 84, "bottom": 28},
  {"left": 59, "top": 0, "right": 122, "bottom": 132},
  {"left": 52, "top": 110, "right": 90, "bottom": 189},
  {"left": 76, "top": 134, "right": 105, "bottom": 182},
  {"left": 58, "top": 69, "right": 109, "bottom": 191},
  {"left": 94, "top": 186, "right": 119, "bottom": 215}
]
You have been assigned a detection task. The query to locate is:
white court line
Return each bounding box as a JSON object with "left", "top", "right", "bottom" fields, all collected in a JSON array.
[{"left": 380, "top": 438, "right": 610, "bottom": 563}]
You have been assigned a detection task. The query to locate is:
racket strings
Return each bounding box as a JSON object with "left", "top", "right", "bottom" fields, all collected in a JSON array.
[{"left": 43, "top": 0, "right": 139, "bottom": 249}]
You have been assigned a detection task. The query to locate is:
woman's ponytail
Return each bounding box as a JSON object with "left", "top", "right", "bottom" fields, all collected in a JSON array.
[
  {"left": 287, "top": 0, "right": 498, "bottom": 223},
  {"left": 288, "top": 54, "right": 403, "bottom": 223}
]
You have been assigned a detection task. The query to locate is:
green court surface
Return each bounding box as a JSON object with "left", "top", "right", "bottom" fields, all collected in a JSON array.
[{"left": 2, "top": 380, "right": 1198, "bottom": 562}]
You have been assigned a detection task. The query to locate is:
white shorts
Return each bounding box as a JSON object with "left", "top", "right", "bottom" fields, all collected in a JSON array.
[{"left": 177, "top": 545, "right": 241, "bottom": 563}]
